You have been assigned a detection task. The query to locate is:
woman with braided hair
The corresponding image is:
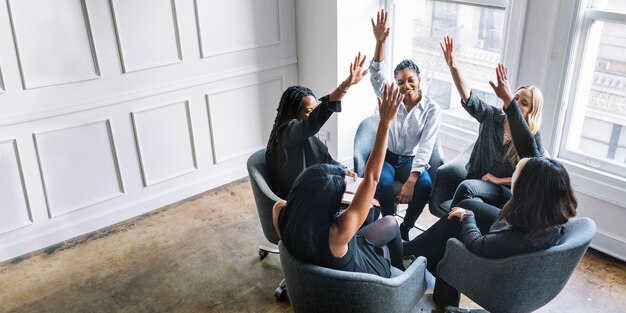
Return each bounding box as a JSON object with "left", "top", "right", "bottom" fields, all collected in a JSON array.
[{"left": 266, "top": 52, "right": 368, "bottom": 199}]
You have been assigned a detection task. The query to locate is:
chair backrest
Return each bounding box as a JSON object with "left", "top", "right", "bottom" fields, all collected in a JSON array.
[
  {"left": 278, "top": 241, "right": 428, "bottom": 313},
  {"left": 436, "top": 217, "right": 596, "bottom": 313},
  {"left": 353, "top": 114, "right": 444, "bottom": 179},
  {"left": 246, "top": 148, "right": 281, "bottom": 245}
]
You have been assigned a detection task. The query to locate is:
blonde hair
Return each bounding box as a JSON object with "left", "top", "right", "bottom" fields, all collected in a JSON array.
[{"left": 505, "top": 85, "right": 544, "bottom": 165}]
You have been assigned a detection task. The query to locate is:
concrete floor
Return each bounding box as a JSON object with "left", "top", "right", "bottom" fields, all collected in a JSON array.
[{"left": 0, "top": 178, "right": 624, "bottom": 313}]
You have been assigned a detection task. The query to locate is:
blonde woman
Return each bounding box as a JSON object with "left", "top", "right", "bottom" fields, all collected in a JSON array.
[{"left": 440, "top": 35, "right": 544, "bottom": 208}]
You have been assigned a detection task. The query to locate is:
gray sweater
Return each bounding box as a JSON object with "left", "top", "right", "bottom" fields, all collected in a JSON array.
[{"left": 463, "top": 91, "right": 543, "bottom": 179}]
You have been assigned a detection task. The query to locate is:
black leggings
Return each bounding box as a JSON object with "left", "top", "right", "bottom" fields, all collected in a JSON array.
[
  {"left": 403, "top": 199, "right": 500, "bottom": 307},
  {"left": 357, "top": 215, "right": 405, "bottom": 270}
]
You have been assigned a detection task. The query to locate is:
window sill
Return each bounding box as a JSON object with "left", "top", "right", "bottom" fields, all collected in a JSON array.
[{"left": 559, "top": 158, "right": 626, "bottom": 208}]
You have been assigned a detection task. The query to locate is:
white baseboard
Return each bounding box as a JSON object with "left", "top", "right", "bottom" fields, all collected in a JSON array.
[{"left": 0, "top": 166, "right": 248, "bottom": 262}]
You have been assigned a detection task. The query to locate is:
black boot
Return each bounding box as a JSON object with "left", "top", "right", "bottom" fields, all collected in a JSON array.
[{"left": 400, "top": 222, "right": 410, "bottom": 241}]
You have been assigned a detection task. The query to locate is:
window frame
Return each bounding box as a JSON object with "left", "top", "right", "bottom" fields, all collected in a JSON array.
[
  {"left": 385, "top": 0, "right": 528, "bottom": 148},
  {"left": 557, "top": 1, "right": 626, "bottom": 179}
]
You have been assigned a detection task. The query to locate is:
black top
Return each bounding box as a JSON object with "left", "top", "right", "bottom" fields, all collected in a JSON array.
[
  {"left": 462, "top": 91, "right": 543, "bottom": 179},
  {"left": 268, "top": 95, "right": 343, "bottom": 199},
  {"left": 461, "top": 213, "right": 563, "bottom": 259},
  {"left": 280, "top": 207, "right": 391, "bottom": 278}
]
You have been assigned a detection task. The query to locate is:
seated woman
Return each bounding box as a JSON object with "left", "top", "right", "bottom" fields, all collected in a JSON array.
[
  {"left": 369, "top": 10, "right": 442, "bottom": 239},
  {"left": 441, "top": 36, "right": 544, "bottom": 208},
  {"left": 273, "top": 84, "right": 405, "bottom": 276},
  {"left": 265, "top": 53, "right": 367, "bottom": 199},
  {"left": 403, "top": 157, "right": 578, "bottom": 307}
]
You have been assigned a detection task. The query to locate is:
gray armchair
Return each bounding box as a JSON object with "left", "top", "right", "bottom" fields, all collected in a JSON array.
[
  {"left": 247, "top": 148, "right": 280, "bottom": 256},
  {"left": 278, "top": 241, "right": 428, "bottom": 313},
  {"left": 428, "top": 143, "right": 473, "bottom": 217},
  {"left": 353, "top": 114, "right": 444, "bottom": 179},
  {"left": 246, "top": 148, "right": 287, "bottom": 298},
  {"left": 436, "top": 217, "right": 596, "bottom": 313}
]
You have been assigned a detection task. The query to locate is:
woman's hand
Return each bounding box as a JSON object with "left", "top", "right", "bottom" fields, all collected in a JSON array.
[
  {"left": 371, "top": 9, "right": 390, "bottom": 43},
  {"left": 341, "top": 52, "right": 369, "bottom": 90},
  {"left": 482, "top": 173, "right": 502, "bottom": 185},
  {"left": 482, "top": 173, "right": 511, "bottom": 186},
  {"left": 448, "top": 207, "right": 468, "bottom": 220},
  {"left": 440, "top": 35, "right": 456, "bottom": 68},
  {"left": 377, "top": 83, "right": 403, "bottom": 125},
  {"left": 489, "top": 63, "right": 514, "bottom": 106},
  {"left": 397, "top": 181, "right": 415, "bottom": 204},
  {"left": 345, "top": 169, "right": 358, "bottom": 181}
]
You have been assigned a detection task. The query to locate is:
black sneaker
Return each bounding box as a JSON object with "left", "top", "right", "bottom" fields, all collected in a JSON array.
[{"left": 400, "top": 223, "right": 410, "bottom": 241}]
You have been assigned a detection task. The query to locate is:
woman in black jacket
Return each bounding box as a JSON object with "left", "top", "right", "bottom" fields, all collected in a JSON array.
[
  {"left": 266, "top": 53, "right": 368, "bottom": 199},
  {"left": 403, "top": 156, "right": 578, "bottom": 307}
]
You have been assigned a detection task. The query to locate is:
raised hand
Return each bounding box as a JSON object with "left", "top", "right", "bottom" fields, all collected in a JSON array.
[
  {"left": 371, "top": 9, "right": 390, "bottom": 43},
  {"left": 489, "top": 63, "right": 514, "bottom": 106},
  {"left": 377, "top": 83, "right": 403, "bottom": 125},
  {"left": 440, "top": 35, "right": 455, "bottom": 68},
  {"left": 345, "top": 52, "right": 369, "bottom": 87}
]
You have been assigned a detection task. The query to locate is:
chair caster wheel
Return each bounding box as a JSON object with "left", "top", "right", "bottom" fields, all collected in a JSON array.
[
  {"left": 275, "top": 286, "right": 286, "bottom": 300},
  {"left": 259, "top": 249, "right": 269, "bottom": 260}
]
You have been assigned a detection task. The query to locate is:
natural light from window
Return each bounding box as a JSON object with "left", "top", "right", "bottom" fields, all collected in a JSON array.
[
  {"left": 399, "top": 0, "right": 506, "bottom": 131},
  {"left": 562, "top": 0, "right": 626, "bottom": 175}
]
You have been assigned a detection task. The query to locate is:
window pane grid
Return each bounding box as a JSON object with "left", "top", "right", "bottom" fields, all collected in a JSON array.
[
  {"left": 401, "top": 0, "right": 505, "bottom": 130},
  {"left": 562, "top": 15, "right": 626, "bottom": 175}
]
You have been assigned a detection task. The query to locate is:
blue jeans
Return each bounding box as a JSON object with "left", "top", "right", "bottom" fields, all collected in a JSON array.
[
  {"left": 450, "top": 179, "right": 512, "bottom": 208},
  {"left": 374, "top": 150, "right": 432, "bottom": 228}
]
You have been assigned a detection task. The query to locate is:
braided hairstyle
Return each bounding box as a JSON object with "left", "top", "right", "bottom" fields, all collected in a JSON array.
[{"left": 266, "top": 85, "right": 315, "bottom": 166}]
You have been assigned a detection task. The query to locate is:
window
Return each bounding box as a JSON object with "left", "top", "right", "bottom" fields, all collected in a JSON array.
[
  {"left": 389, "top": 0, "right": 512, "bottom": 132},
  {"left": 560, "top": 0, "right": 626, "bottom": 176}
]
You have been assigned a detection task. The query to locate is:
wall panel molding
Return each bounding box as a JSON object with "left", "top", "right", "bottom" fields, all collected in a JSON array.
[
  {"left": 33, "top": 120, "right": 124, "bottom": 217},
  {"left": 0, "top": 139, "right": 32, "bottom": 234},
  {"left": 0, "top": 57, "right": 297, "bottom": 127},
  {"left": 0, "top": 0, "right": 299, "bottom": 262},
  {"left": 206, "top": 77, "right": 283, "bottom": 164},
  {"left": 195, "top": 0, "right": 280, "bottom": 58},
  {"left": 131, "top": 100, "right": 197, "bottom": 186},
  {"left": 7, "top": 0, "right": 100, "bottom": 89},
  {"left": 110, "top": 0, "right": 182, "bottom": 73}
]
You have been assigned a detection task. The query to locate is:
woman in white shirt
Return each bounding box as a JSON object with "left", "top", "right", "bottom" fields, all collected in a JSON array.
[{"left": 368, "top": 9, "right": 442, "bottom": 240}]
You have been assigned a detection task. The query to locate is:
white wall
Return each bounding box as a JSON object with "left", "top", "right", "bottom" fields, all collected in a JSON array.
[
  {"left": 296, "top": 0, "right": 380, "bottom": 166},
  {"left": 0, "top": 0, "right": 298, "bottom": 262}
]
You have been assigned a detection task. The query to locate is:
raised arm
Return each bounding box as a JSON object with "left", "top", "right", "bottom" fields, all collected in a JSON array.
[
  {"left": 280, "top": 96, "right": 339, "bottom": 146},
  {"left": 329, "top": 52, "right": 369, "bottom": 102},
  {"left": 329, "top": 84, "right": 403, "bottom": 252},
  {"left": 372, "top": 9, "right": 389, "bottom": 62},
  {"left": 441, "top": 36, "right": 471, "bottom": 102},
  {"left": 281, "top": 52, "right": 368, "bottom": 146},
  {"left": 369, "top": 9, "right": 391, "bottom": 98},
  {"left": 489, "top": 64, "right": 541, "bottom": 157}
]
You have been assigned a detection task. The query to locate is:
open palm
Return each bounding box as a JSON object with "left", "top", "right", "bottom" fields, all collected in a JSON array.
[
  {"left": 371, "top": 9, "right": 390, "bottom": 42},
  {"left": 440, "top": 35, "right": 455, "bottom": 67}
]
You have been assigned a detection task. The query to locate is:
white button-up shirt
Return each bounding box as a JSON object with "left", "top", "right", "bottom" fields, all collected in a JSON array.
[{"left": 369, "top": 60, "right": 442, "bottom": 173}]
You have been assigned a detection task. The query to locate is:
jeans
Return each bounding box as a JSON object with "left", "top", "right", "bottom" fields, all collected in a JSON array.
[
  {"left": 450, "top": 179, "right": 511, "bottom": 208},
  {"left": 374, "top": 150, "right": 432, "bottom": 229}
]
